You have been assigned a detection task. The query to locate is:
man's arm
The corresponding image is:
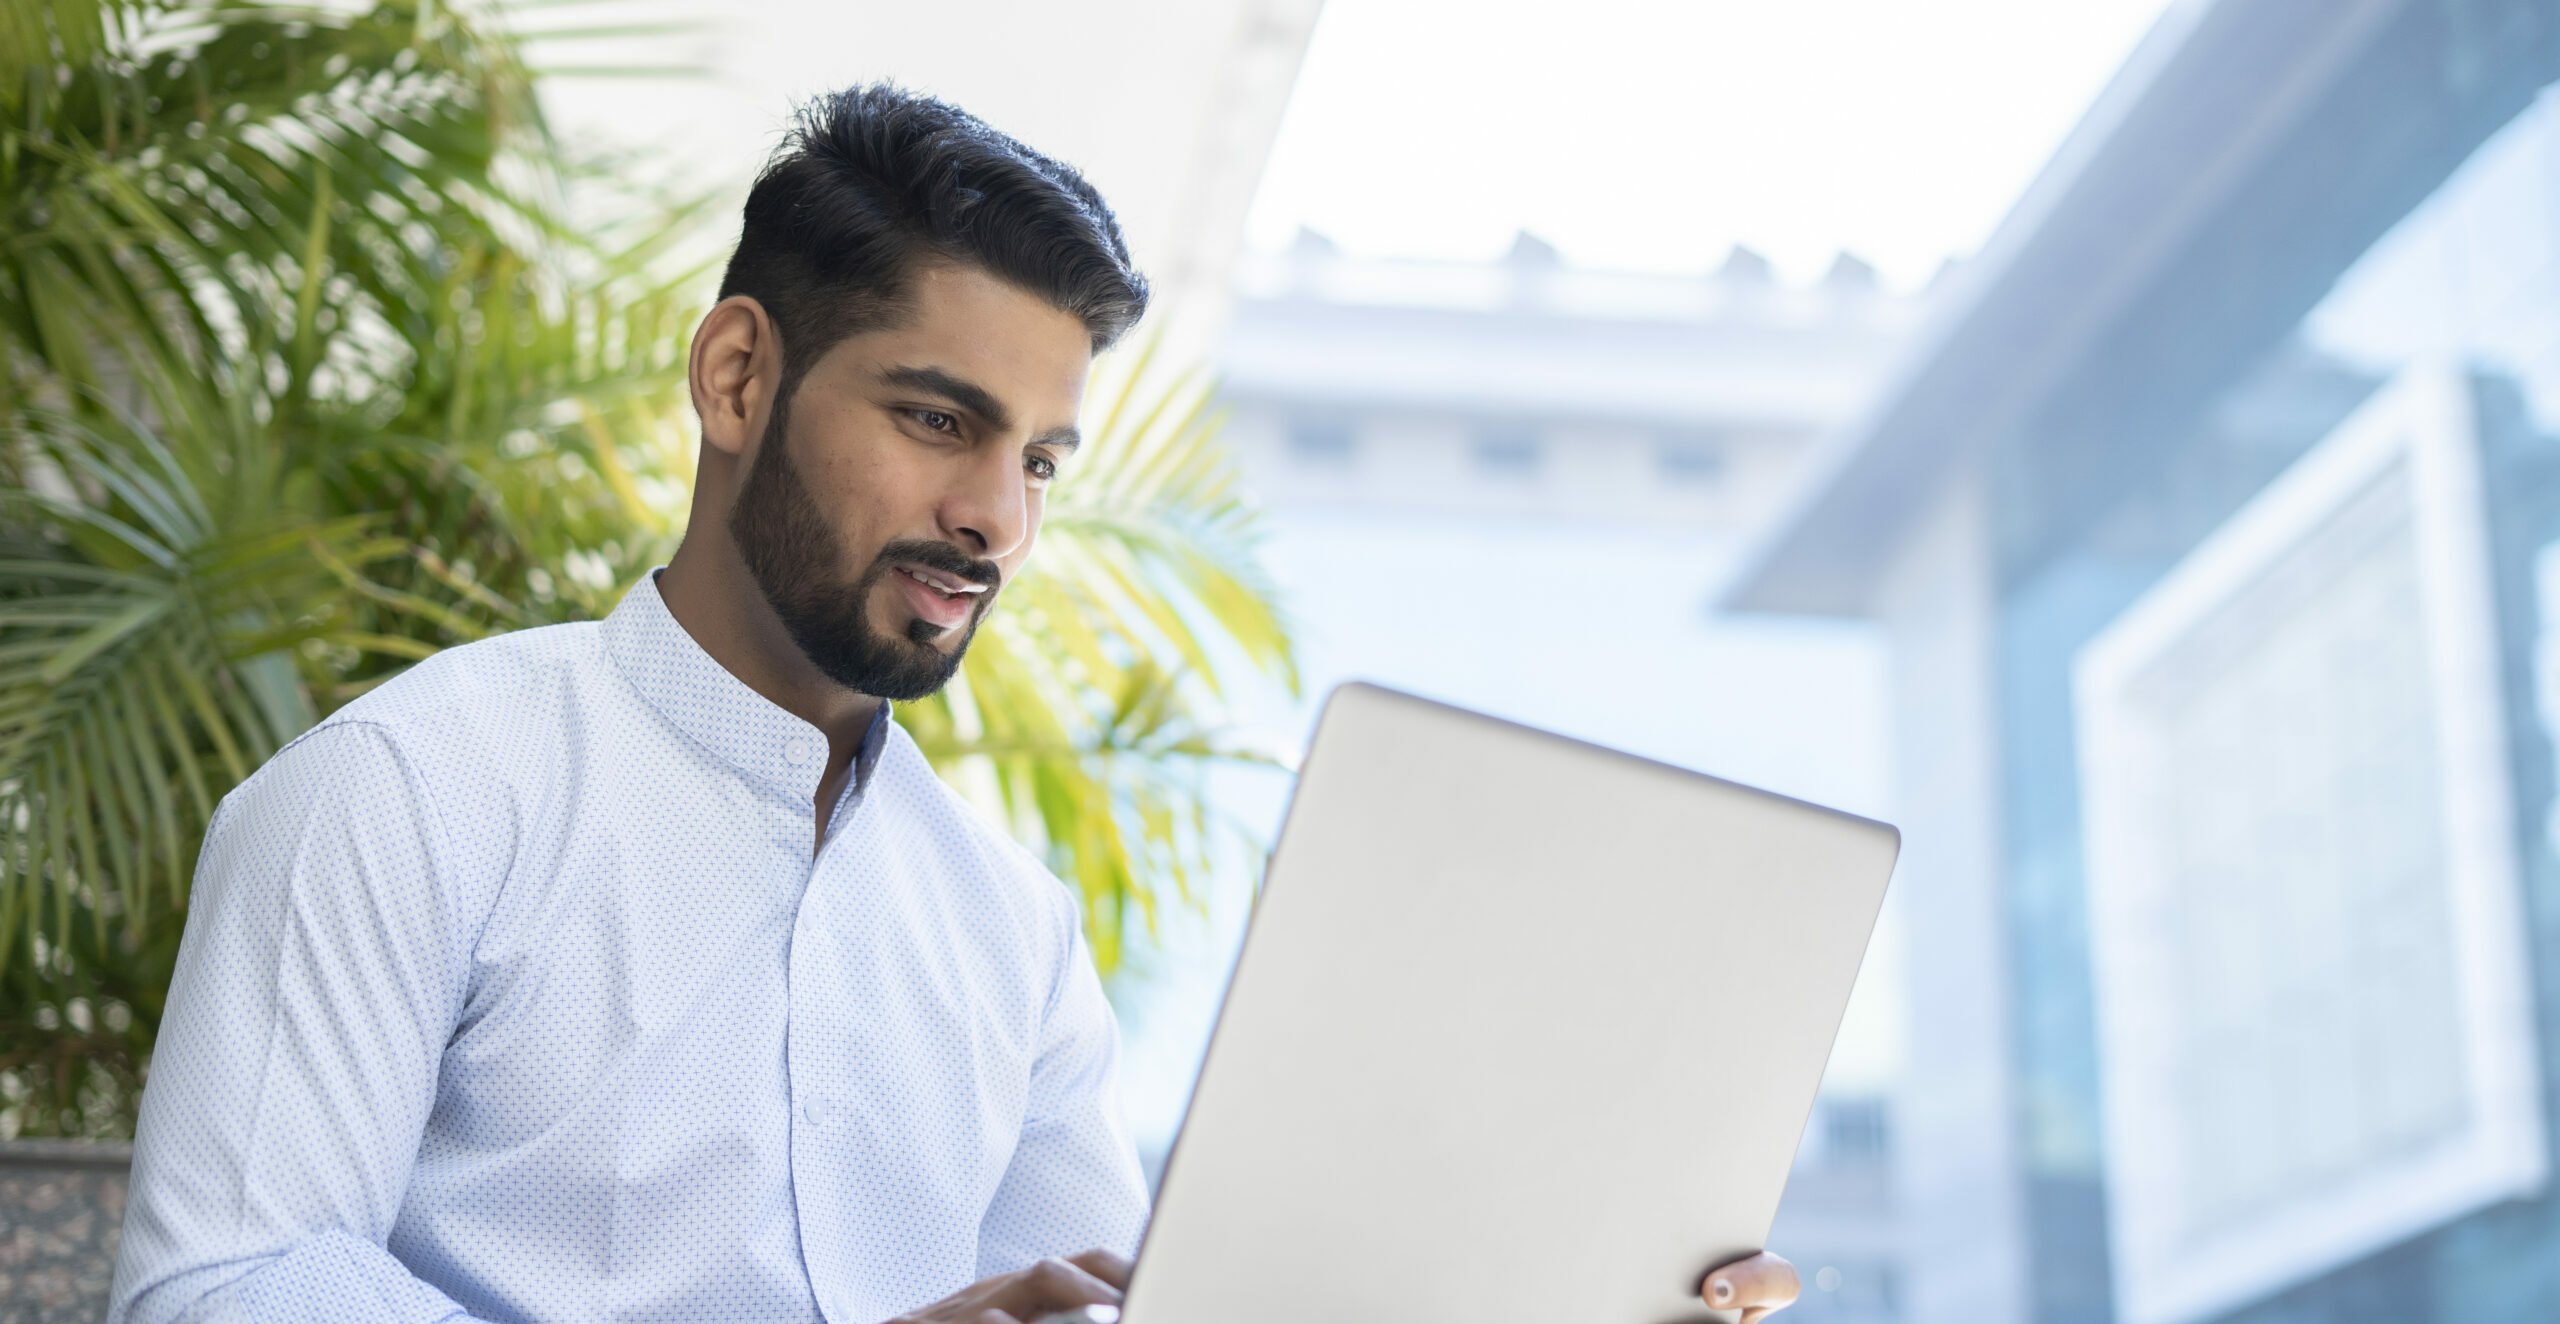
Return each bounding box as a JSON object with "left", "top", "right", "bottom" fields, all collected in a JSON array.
[
  {"left": 109, "top": 722, "right": 491, "bottom": 1324},
  {"left": 973, "top": 891, "right": 1152, "bottom": 1280}
]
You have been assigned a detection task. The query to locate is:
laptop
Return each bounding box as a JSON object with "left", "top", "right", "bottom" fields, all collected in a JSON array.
[{"left": 1055, "top": 681, "right": 1898, "bottom": 1324}]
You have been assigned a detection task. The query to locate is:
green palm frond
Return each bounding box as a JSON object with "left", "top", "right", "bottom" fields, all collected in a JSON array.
[
  {"left": 0, "top": 0, "right": 712, "bottom": 1138},
  {"left": 5, "top": 3, "right": 557, "bottom": 407},
  {"left": 1, "top": 400, "right": 441, "bottom": 933}
]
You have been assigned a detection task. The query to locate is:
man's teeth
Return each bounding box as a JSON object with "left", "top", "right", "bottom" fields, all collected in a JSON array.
[{"left": 900, "top": 567, "right": 982, "bottom": 597}]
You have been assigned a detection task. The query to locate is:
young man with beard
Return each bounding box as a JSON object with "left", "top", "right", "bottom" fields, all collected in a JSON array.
[{"left": 108, "top": 85, "right": 1802, "bottom": 1324}]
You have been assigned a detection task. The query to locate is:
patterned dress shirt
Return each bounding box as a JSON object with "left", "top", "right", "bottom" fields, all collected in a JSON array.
[{"left": 109, "top": 569, "right": 1150, "bottom": 1324}]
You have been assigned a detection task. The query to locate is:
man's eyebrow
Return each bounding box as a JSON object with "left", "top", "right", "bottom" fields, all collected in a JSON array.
[
  {"left": 879, "top": 365, "right": 1012, "bottom": 432},
  {"left": 880, "top": 363, "right": 1080, "bottom": 453}
]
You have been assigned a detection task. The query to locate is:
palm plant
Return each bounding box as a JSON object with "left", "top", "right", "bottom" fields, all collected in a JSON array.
[{"left": 0, "top": 0, "right": 1294, "bottom": 1139}]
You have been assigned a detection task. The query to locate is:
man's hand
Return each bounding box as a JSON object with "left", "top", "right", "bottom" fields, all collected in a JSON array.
[
  {"left": 888, "top": 1249, "right": 1130, "bottom": 1323},
  {"left": 1704, "top": 1250, "right": 1801, "bottom": 1324}
]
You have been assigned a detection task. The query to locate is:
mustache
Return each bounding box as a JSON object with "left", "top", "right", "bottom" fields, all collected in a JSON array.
[{"left": 875, "top": 538, "right": 1002, "bottom": 591}]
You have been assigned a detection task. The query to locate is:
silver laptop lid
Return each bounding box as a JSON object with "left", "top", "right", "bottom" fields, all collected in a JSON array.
[{"left": 1122, "top": 682, "right": 1899, "bottom": 1324}]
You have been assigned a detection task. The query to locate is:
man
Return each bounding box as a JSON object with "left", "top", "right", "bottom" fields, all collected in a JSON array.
[{"left": 108, "top": 85, "right": 1801, "bottom": 1324}]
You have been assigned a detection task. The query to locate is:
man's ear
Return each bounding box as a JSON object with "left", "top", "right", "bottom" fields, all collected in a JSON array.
[{"left": 689, "top": 295, "right": 778, "bottom": 461}]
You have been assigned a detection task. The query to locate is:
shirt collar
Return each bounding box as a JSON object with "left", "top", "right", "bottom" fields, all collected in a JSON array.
[{"left": 602, "top": 567, "right": 891, "bottom": 808}]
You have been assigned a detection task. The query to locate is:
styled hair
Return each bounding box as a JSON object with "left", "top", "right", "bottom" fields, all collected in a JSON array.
[{"left": 715, "top": 84, "right": 1149, "bottom": 402}]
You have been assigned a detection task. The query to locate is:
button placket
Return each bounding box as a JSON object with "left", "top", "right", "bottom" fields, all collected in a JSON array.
[{"left": 786, "top": 856, "right": 860, "bottom": 1317}]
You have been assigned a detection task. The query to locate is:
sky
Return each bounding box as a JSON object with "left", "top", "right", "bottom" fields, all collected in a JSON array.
[{"left": 1243, "top": 0, "right": 2181, "bottom": 289}]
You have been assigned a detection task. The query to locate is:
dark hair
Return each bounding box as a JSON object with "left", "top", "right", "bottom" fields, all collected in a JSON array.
[{"left": 716, "top": 84, "right": 1149, "bottom": 402}]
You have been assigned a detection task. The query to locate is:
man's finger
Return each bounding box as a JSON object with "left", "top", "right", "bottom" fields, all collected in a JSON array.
[
  {"left": 1066, "top": 1247, "right": 1135, "bottom": 1290},
  {"left": 982, "top": 1255, "right": 1122, "bottom": 1317},
  {"left": 1703, "top": 1250, "right": 1801, "bottom": 1312}
]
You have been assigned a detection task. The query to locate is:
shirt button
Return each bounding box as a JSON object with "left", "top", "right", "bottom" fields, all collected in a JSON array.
[
  {"left": 801, "top": 1097, "right": 828, "bottom": 1126},
  {"left": 784, "top": 738, "right": 812, "bottom": 766}
]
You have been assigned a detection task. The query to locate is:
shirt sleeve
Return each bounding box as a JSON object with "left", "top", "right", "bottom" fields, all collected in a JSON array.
[
  {"left": 973, "top": 890, "right": 1153, "bottom": 1277},
  {"left": 109, "top": 722, "right": 492, "bottom": 1324}
]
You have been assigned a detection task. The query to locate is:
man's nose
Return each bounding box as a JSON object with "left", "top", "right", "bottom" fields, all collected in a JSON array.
[{"left": 940, "top": 443, "right": 1030, "bottom": 561}]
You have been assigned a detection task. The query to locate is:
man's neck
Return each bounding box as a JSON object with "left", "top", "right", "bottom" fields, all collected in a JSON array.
[{"left": 656, "top": 539, "right": 882, "bottom": 770}]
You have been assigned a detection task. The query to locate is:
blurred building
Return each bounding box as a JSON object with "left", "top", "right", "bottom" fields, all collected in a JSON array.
[
  {"left": 1720, "top": 2, "right": 2560, "bottom": 1323},
  {"left": 1167, "top": 232, "right": 1923, "bottom": 1322},
  {"left": 1218, "top": 230, "right": 1922, "bottom": 532}
]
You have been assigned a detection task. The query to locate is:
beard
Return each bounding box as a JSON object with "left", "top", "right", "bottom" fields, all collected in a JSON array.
[{"left": 727, "top": 392, "right": 998, "bottom": 702}]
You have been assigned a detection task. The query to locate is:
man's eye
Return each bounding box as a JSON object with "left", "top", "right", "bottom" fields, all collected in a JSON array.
[
  {"left": 1026, "top": 454, "right": 1058, "bottom": 482},
  {"left": 910, "top": 409, "right": 959, "bottom": 434}
]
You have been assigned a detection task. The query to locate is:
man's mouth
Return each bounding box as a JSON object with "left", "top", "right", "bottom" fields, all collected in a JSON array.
[
  {"left": 890, "top": 561, "right": 990, "bottom": 631},
  {"left": 894, "top": 564, "right": 988, "bottom": 597}
]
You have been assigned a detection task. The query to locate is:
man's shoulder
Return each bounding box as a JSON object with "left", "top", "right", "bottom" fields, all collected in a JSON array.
[
  {"left": 321, "top": 618, "right": 602, "bottom": 741},
  {"left": 252, "top": 620, "right": 608, "bottom": 815},
  {"left": 213, "top": 621, "right": 613, "bottom": 892}
]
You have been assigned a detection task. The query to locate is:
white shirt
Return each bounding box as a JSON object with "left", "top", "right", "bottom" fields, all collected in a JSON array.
[{"left": 109, "top": 569, "right": 1150, "bottom": 1324}]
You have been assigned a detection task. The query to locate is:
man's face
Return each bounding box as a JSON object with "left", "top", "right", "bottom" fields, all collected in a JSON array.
[{"left": 728, "top": 262, "right": 1092, "bottom": 701}]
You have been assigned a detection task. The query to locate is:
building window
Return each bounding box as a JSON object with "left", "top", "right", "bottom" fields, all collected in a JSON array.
[
  {"left": 1655, "top": 434, "right": 1727, "bottom": 483},
  {"left": 1471, "top": 424, "right": 1542, "bottom": 477},
  {"left": 1286, "top": 418, "right": 1357, "bottom": 466},
  {"left": 1822, "top": 1097, "right": 1891, "bottom": 1163},
  {"left": 2073, "top": 365, "right": 2543, "bottom": 1324}
]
